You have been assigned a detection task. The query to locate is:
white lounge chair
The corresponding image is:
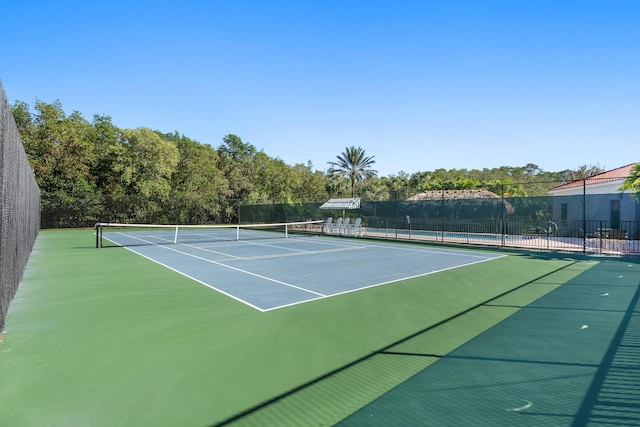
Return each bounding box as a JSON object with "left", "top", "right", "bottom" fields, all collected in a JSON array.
[
  {"left": 348, "top": 217, "right": 363, "bottom": 237},
  {"left": 323, "top": 217, "right": 333, "bottom": 234},
  {"left": 331, "top": 217, "right": 343, "bottom": 235},
  {"left": 341, "top": 218, "right": 351, "bottom": 235}
]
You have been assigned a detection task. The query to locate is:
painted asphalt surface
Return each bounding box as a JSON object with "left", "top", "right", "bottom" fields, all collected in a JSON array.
[
  {"left": 103, "top": 232, "right": 503, "bottom": 311},
  {"left": 338, "top": 259, "right": 640, "bottom": 426}
]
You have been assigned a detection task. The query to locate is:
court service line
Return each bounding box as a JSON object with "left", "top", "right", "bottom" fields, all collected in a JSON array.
[
  {"left": 178, "top": 242, "right": 247, "bottom": 260},
  {"left": 175, "top": 234, "right": 368, "bottom": 260},
  {"left": 125, "top": 247, "right": 269, "bottom": 311},
  {"left": 228, "top": 245, "right": 367, "bottom": 261},
  {"left": 230, "top": 238, "right": 320, "bottom": 254},
  {"left": 111, "top": 234, "right": 328, "bottom": 298},
  {"left": 195, "top": 235, "right": 365, "bottom": 253},
  {"left": 261, "top": 253, "right": 505, "bottom": 312},
  {"left": 203, "top": 234, "right": 366, "bottom": 254},
  {"left": 111, "top": 232, "right": 178, "bottom": 245},
  {"left": 329, "top": 238, "right": 502, "bottom": 259},
  {"left": 190, "top": 238, "right": 318, "bottom": 256},
  {"left": 276, "top": 235, "right": 500, "bottom": 259},
  {"left": 103, "top": 234, "right": 271, "bottom": 310},
  {"left": 114, "top": 232, "right": 245, "bottom": 260}
]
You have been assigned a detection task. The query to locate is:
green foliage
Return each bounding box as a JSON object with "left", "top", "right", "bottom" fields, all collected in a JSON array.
[
  {"left": 16, "top": 100, "right": 94, "bottom": 193},
  {"left": 89, "top": 114, "right": 119, "bottom": 192},
  {"left": 217, "top": 134, "right": 258, "bottom": 204},
  {"left": 11, "top": 98, "right": 610, "bottom": 227},
  {"left": 328, "top": 146, "right": 378, "bottom": 197},
  {"left": 114, "top": 128, "right": 179, "bottom": 198},
  {"left": 292, "top": 163, "right": 330, "bottom": 202},
  {"left": 166, "top": 133, "right": 227, "bottom": 223},
  {"left": 620, "top": 163, "right": 640, "bottom": 197}
]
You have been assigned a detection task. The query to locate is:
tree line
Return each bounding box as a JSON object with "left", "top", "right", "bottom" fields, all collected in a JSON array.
[{"left": 11, "top": 99, "right": 604, "bottom": 227}]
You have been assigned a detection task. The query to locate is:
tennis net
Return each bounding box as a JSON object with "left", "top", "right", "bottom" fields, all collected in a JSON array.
[{"left": 95, "top": 220, "right": 324, "bottom": 248}]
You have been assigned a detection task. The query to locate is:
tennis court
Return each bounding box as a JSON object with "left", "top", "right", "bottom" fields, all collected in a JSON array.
[
  {"left": 98, "top": 222, "right": 503, "bottom": 311},
  {"left": 1, "top": 229, "right": 639, "bottom": 426}
]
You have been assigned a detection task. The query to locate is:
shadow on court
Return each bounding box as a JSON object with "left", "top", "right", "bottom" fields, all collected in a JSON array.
[
  {"left": 335, "top": 258, "right": 640, "bottom": 426},
  {"left": 6, "top": 230, "right": 639, "bottom": 427},
  {"left": 212, "top": 257, "right": 640, "bottom": 426}
]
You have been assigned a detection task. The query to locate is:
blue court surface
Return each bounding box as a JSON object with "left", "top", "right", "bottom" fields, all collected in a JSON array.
[{"left": 103, "top": 231, "right": 503, "bottom": 311}]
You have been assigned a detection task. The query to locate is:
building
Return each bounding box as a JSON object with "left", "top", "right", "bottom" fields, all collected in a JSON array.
[{"left": 548, "top": 164, "right": 639, "bottom": 239}]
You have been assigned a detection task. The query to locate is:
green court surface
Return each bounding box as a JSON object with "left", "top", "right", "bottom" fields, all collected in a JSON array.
[{"left": 1, "top": 229, "right": 639, "bottom": 426}]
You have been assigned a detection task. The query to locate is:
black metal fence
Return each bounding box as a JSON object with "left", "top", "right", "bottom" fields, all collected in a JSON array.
[
  {"left": 239, "top": 190, "right": 640, "bottom": 255},
  {"left": 0, "top": 81, "right": 41, "bottom": 330}
]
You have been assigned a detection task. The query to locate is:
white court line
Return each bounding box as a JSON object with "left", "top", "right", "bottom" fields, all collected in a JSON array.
[
  {"left": 113, "top": 232, "right": 246, "bottom": 260},
  {"left": 319, "top": 237, "right": 502, "bottom": 259},
  {"left": 124, "top": 246, "right": 268, "bottom": 311},
  {"left": 178, "top": 242, "right": 247, "bottom": 260},
  {"left": 234, "top": 237, "right": 317, "bottom": 251},
  {"left": 261, "top": 252, "right": 506, "bottom": 312},
  {"left": 204, "top": 238, "right": 317, "bottom": 255},
  {"left": 377, "top": 243, "right": 498, "bottom": 258},
  {"left": 177, "top": 234, "right": 368, "bottom": 260},
  {"left": 229, "top": 245, "right": 366, "bottom": 261},
  {"left": 114, "top": 231, "right": 311, "bottom": 259},
  {"left": 246, "top": 235, "right": 501, "bottom": 262},
  {"left": 178, "top": 241, "right": 364, "bottom": 262},
  {"left": 105, "top": 232, "right": 504, "bottom": 312},
  {"left": 105, "top": 233, "right": 327, "bottom": 299},
  {"left": 192, "top": 235, "right": 366, "bottom": 258}
]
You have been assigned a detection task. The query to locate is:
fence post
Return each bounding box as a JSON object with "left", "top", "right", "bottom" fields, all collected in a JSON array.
[
  {"left": 583, "top": 179, "right": 587, "bottom": 254},
  {"left": 597, "top": 221, "right": 605, "bottom": 254},
  {"left": 501, "top": 184, "right": 505, "bottom": 247},
  {"left": 440, "top": 185, "right": 445, "bottom": 242}
]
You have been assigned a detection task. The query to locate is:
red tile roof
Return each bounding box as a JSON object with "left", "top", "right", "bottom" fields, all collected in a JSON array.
[{"left": 549, "top": 163, "right": 637, "bottom": 191}]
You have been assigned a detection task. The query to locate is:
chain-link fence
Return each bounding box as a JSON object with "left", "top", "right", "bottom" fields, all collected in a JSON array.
[
  {"left": 0, "top": 81, "right": 41, "bottom": 330},
  {"left": 240, "top": 183, "right": 640, "bottom": 255},
  {"left": 38, "top": 175, "right": 639, "bottom": 255},
  {"left": 40, "top": 192, "right": 240, "bottom": 228}
]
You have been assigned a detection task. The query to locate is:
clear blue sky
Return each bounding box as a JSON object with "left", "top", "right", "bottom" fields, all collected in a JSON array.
[{"left": 2, "top": 0, "right": 639, "bottom": 177}]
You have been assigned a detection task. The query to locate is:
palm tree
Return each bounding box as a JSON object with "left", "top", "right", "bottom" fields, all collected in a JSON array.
[
  {"left": 620, "top": 162, "right": 640, "bottom": 198},
  {"left": 327, "top": 146, "right": 377, "bottom": 197}
]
